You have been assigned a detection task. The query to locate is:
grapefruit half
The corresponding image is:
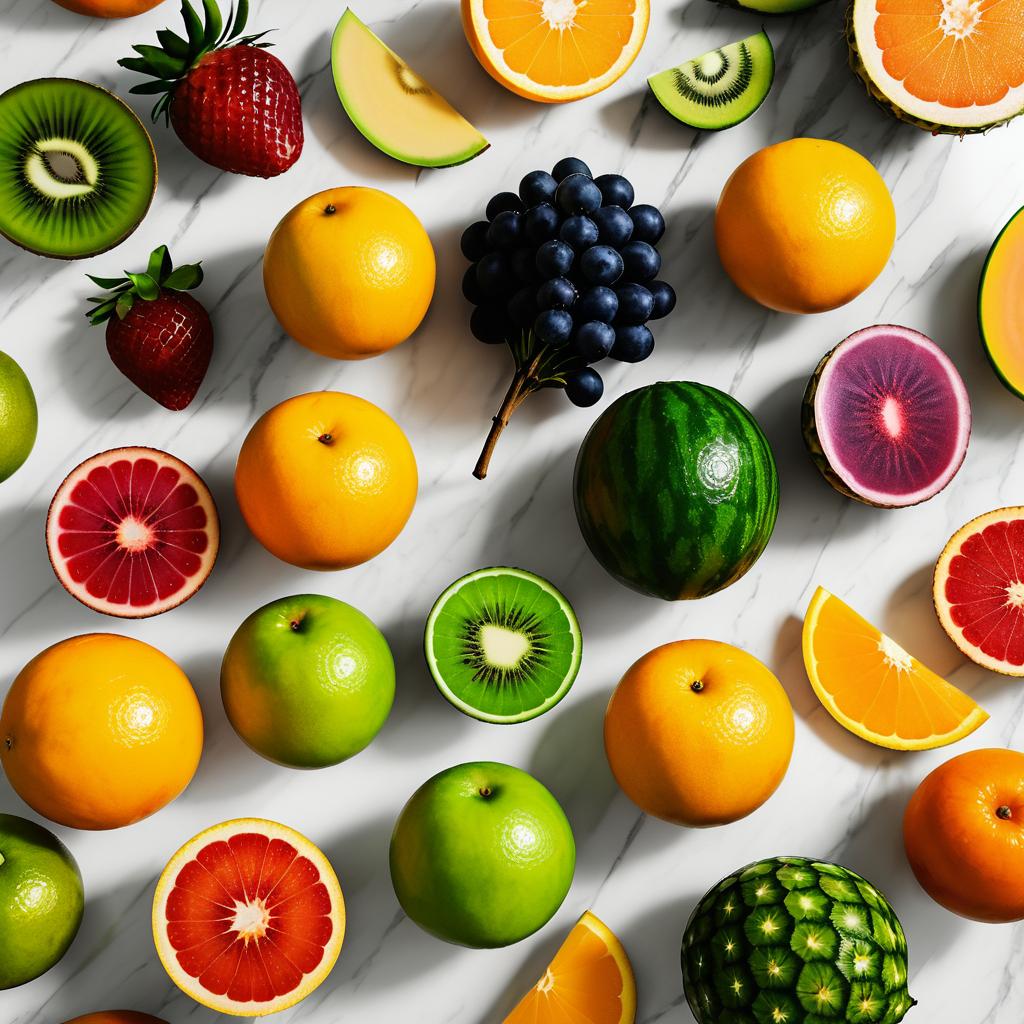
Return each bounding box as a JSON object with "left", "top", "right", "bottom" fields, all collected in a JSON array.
[
  {"left": 934, "top": 507, "right": 1024, "bottom": 676},
  {"left": 46, "top": 446, "right": 219, "bottom": 618},
  {"left": 152, "top": 819, "right": 345, "bottom": 1016}
]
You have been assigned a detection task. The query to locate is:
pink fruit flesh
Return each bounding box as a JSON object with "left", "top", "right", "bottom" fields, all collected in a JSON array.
[
  {"left": 46, "top": 447, "right": 219, "bottom": 618},
  {"left": 815, "top": 325, "right": 971, "bottom": 507}
]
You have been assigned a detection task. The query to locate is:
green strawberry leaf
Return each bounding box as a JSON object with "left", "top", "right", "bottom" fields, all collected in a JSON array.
[
  {"left": 147, "top": 245, "right": 172, "bottom": 282},
  {"left": 164, "top": 263, "right": 204, "bottom": 291},
  {"left": 118, "top": 56, "right": 156, "bottom": 75},
  {"left": 87, "top": 274, "right": 131, "bottom": 290},
  {"left": 115, "top": 292, "right": 137, "bottom": 320},
  {"left": 156, "top": 28, "right": 191, "bottom": 58},
  {"left": 201, "top": 0, "right": 223, "bottom": 51},
  {"left": 129, "top": 80, "right": 175, "bottom": 97},
  {"left": 127, "top": 273, "right": 161, "bottom": 301},
  {"left": 228, "top": 0, "right": 249, "bottom": 42},
  {"left": 87, "top": 299, "right": 118, "bottom": 323},
  {"left": 181, "top": 0, "right": 206, "bottom": 52},
  {"left": 130, "top": 44, "right": 187, "bottom": 79}
]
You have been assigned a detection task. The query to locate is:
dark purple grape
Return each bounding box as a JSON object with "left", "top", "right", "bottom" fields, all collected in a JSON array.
[
  {"left": 508, "top": 287, "right": 538, "bottom": 328},
  {"left": 628, "top": 204, "right": 665, "bottom": 244},
  {"left": 576, "top": 285, "right": 618, "bottom": 324},
  {"left": 535, "top": 309, "right": 574, "bottom": 347},
  {"left": 462, "top": 264, "right": 485, "bottom": 305},
  {"left": 537, "top": 276, "right": 577, "bottom": 310},
  {"left": 552, "top": 157, "right": 592, "bottom": 182},
  {"left": 487, "top": 210, "right": 523, "bottom": 250},
  {"left": 471, "top": 305, "right": 512, "bottom": 345},
  {"left": 510, "top": 247, "right": 540, "bottom": 283},
  {"left": 580, "top": 245, "right": 624, "bottom": 286},
  {"left": 559, "top": 215, "right": 599, "bottom": 252},
  {"left": 535, "top": 239, "right": 575, "bottom": 279},
  {"left": 476, "top": 251, "right": 514, "bottom": 297},
  {"left": 611, "top": 324, "right": 654, "bottom": 362},
  {"left": 524, "top": 203, "right": 560, "bottom": 246},
  {"left": 620, "top": 240, "right": 661, "bottom": 282},
  {"left": 649, "top": 280, "right": 677, "bottom": 320},
  {"left": 555, "top": 173, "right": 603, "bottom": 216},
  {"left": 486, "top": 191, "right": 523, "bottom": 220},
  {"left": 565, "top": 367, "right": 604, "bottom": 407},
  {"left": 615, "top": 283, "right": 654, "bottom": 325},
  {"left": 591, "top": 206, "right": 633, "bottom": 248},
  {"left": 519, "top": 169, "right": 558, "bottom": 207},
  {"left": 573, "top": 321, "right": 616, "bottom": 362},
  {"left": 461, "top": 221, "right": 490, "bottom": 262},
  {"left": 594, "top": 173, "right": 634, "bottom": 210}
]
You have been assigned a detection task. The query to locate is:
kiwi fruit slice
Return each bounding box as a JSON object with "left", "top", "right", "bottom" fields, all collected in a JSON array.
[
  {"left": 648, "top": 31, "right": 775, "bottom": 131},
  {"left": 0, "top": 79, "right": 156, "bottom": 259},
  {"left": 424, "top": 567, "right": 582, "bottom": 724}
]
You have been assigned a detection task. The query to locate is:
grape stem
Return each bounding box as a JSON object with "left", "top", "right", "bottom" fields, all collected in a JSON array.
[{"left": 473, "top": 351, "right": 544, "bottom": 480}]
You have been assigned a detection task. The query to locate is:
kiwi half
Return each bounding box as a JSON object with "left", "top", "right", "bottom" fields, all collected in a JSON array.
[
  {"left": 648, "top": 31, "right": 775, "bottom": 131},
  {"left": 0, "top": 79, "right": 156, "bottom": 259},
  {"left": 424, "top": 567, "right": 582, "bottom": 724}
]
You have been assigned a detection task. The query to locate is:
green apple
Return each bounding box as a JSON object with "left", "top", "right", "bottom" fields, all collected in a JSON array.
[
  {"left": 0, "top": 813, "right": 84, "bottom": 989},
  {"left": 221, "top": 594, "right": 395, "bottom": 769},
  {"left": 389, "top": 761, "right": 575, "bottom": 948},
  {"left": 0, "top": 352, "right": 37, "bottom": 484}
]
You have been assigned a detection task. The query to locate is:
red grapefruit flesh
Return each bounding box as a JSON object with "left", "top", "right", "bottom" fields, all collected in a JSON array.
[
  {"left": 46, "top": 447, "right": 219, "bottom": 618},
  {"left": 935, "top": 507, "right": 1024, "bottom": 677},
  {"left": 153, "top": 819, "right": 345, "bottom": 1017}
]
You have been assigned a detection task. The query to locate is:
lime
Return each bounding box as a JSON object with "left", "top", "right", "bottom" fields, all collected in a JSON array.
[
  {"left": 0, "top": 351, "right": 37, "bottom": 483},
  {"left": 220, "top": 594, "right": 395, "bottom": 768},
  {"left": 0, "top": 813, "right": 84, "bottom": 989}
]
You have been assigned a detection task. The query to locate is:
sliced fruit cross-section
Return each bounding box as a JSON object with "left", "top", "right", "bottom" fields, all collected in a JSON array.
[
  {"left": 802, "top": 586, "right": 988, "bottom": 750},
  {"left": 934, "top": 507, "right": 1024, "bottom": 677},
  {"left": 332, "top": 9, "right": 488, "bottom": 167},
  {"left": 153, "top": 818, "right": 345, "bottom": 1017},
  {"left": 979, "top": 206, "right": 1024, "bottom": 401},
  {"left": 46, "top": 446, "right": 219, "bottom": 618},
  {"left": 504, "top": 911, "right": 636, "bottom": 1024}
]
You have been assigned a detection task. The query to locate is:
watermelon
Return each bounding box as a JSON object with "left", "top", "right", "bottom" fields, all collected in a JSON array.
[{"left": 573, "top": 381, "right": 779, "bottom": 600}]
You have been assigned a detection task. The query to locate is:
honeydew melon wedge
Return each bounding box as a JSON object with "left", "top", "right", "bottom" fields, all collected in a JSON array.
[
  {"left": 979, "top": 207, "right": 1024, "bottom": 400},
  {"left": 331, "top": 9, "right": 489, "bottom": 168}
]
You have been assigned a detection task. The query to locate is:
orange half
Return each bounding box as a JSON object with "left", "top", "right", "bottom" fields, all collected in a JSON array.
[
  {"left": 802, "top": 586, "right": 988, "bottom": 750},
  {"left": 462, "top": 0, "right": 650, "bottom": 103},
  {"left": 504, "top": 911, "right": 636, "bottom": 1024}
]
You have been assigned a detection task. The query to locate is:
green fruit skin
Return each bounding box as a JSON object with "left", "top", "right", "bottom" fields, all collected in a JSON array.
[
  {"left": 221, "top": 594, "right": 395, "bottom": 769},
  {"left": 978, "top": 206, "right": 1024, "bottom": 400},
  {"left": 0, "top": 813, "right": 84, "bottom": 989},
  {"left": 574, "top": 381, "right": 779, "bottom": 600},
  {"left": 682, "top": 856, "right": 915, "bottom": 1024},
  {"left": 389, "top": 761, "right": 575, "bottom": 948},
  {"left": 710, "top": 0, "right": 831, "bottom": 14},
  {"left": 0, "top": 352, "right": 37, "bottom": 484}
]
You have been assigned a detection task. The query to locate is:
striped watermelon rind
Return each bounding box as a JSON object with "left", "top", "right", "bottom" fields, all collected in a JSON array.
[{"left": 573, "top": 381, "right": 779, "bottom": 601}]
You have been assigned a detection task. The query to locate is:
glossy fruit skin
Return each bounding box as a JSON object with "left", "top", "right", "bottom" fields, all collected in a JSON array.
[
  {"left": 0, "top": 814, "right": 84, "bottom": 989},
  {"left": 51, "top": 0, "right": 164, "bottom": 15},
  {"left": 978, "top": 206, "right": 1024, "bottom": 400},
  {"left": 574, "top": 381, "right": 779, "bottom": 600},
  {"left": 0, "top": 352, "right": 37, "bottom": 483},
  {"left": 235, "top": 391, "right": 417, "bottom": 571},
  {"left": 390, "top": 761, "right": 575, "bottom": 948},
  {"left": 62, "top": 1015, "right": 169, "bottom": 1024},
  {"left": 904, "top": 748, "right": 1024, "bottom": 922},
  {"left": 263, "top": 187, "right": 436, "bottom": 360},
  {"left": 105, "top": 291, "right": 213, "bottom": 410},
  {"left": 716, "top": 138, "right": 895, "bottom": 314},
  {"left": 0, "top": 634, "right": 203, "bottom": 830},
  {"left": 605, "top": 640, "right": 794, "bottom": 826},
  {"left": 221, "top": 594, "right": 395, "bottom": 769},
  {"left": 170, "top": 46, "right": 303, "bottom": 178}
]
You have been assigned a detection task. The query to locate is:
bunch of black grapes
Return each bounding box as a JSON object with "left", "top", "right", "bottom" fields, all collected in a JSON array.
[{"left": 461, "top": 157, "right": 676, "bottom": 408}]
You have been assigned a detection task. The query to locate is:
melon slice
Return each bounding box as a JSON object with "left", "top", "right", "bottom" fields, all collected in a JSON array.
[
  {"left": 332, "top": 9, "right": 489, "bottom": 168},
  {"left": 848, "top": 0, "right": 1024, "bottom": 134},
  {"left": 152, "top": 818, "right": 345, "bottom": 1016},
  {"left": 46, "top": 446, "right": 219, "bottom": 617},
  {"left": 710, "top": 0, "right": 828, "bottom": 12},
  {"left": 802, "top": 325, "right": 971, "bottom": 508},
  {"left": 979, "top": 206, "right": 1024, "bottom": 400},
  {"left": 934, "top": 507, "right": 1024, "bottom": 677}
]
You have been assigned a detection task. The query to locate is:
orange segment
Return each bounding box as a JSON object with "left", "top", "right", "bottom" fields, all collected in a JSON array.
[
  {"left": 504, "top": 911, "right": 636, "bottom": 1024},
  {"left": 462, "top": 0, "right": 649, "bottom": 103},
  {"left": 802, "top": 586, "right": 989, "bottom": 750}
]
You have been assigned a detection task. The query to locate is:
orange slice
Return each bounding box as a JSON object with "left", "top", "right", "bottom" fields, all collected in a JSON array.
[
  {"left": 802, "top": 586, "right": 988, "bottom": 750},
  {"left": 504, "top": 911, "right": 636, "bottom": 1024},
  {"left": 461, "top": 0, "right": 650, "bottom": 104}
]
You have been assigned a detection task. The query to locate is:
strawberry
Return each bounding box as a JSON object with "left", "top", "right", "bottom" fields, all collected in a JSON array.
[
  {"left": 119, "top": 0, "right": 303, "bottom": 178},
  {"left": 87, "top": 246, "right": 213, "bottom": 411}
]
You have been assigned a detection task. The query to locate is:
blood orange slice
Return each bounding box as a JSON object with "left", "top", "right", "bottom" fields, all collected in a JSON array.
[
  {"left": 934, "top": 507, "right": 1024, "bottom": 677},
  {"left": 46, "top": 446, "right": 219, "bottom": 618},
  {"left": 152, "top": 819, "right": 345, "bottom": 1017}
]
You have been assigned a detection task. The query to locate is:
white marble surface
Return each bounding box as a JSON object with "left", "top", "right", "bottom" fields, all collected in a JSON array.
[{"left": 1, "top": 0, "right": 1023, "bottom": 1021}]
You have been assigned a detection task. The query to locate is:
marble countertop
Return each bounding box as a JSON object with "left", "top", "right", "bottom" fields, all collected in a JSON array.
[{"left": 2, "top": 1, "right": 1023, "bottom": 1022}]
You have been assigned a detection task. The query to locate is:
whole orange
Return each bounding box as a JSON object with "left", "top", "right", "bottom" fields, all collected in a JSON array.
[
  {"left": 715, "top": 138, "right": 895, "bottom": 314},
  {"left": 51, "top": 0, "right": 165, "bottom": 15},
  {"left": 63, "top": 1015, "right": 168, "bottom": 1024},
  {"left": 0, "top": 634, "right": 203, "bottom": 831},
  {"left": 263, "top": 187, "right": 436, "bottom": 360},
  {"left": 604, "top": 640, "right": 794, "bottom": 826},
  {"left": 235, "top": 391, "right": 417, "bottom": 570},
  {"left": 904, "top": 747, "right": 1024, "bottom": 922}
]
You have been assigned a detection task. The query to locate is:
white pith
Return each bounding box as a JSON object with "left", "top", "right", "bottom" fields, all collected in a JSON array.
[
  {"left": 480, "top": 622, "right": 530, "bottom": 668},
  {"left": 25, "top": 138, "right": 98, "bottom": 200},
  {"left": 878, "top": 634, "right": 913, "bottom": 672},
  {"left": 542, "top": 0, "right": 580, "bottom": 29},
  {"left": 939, "top": 0, "right": 982, "bottom": 41},
  {"left": 231, "top": 897, "right": 270, "bottom": 942}
]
